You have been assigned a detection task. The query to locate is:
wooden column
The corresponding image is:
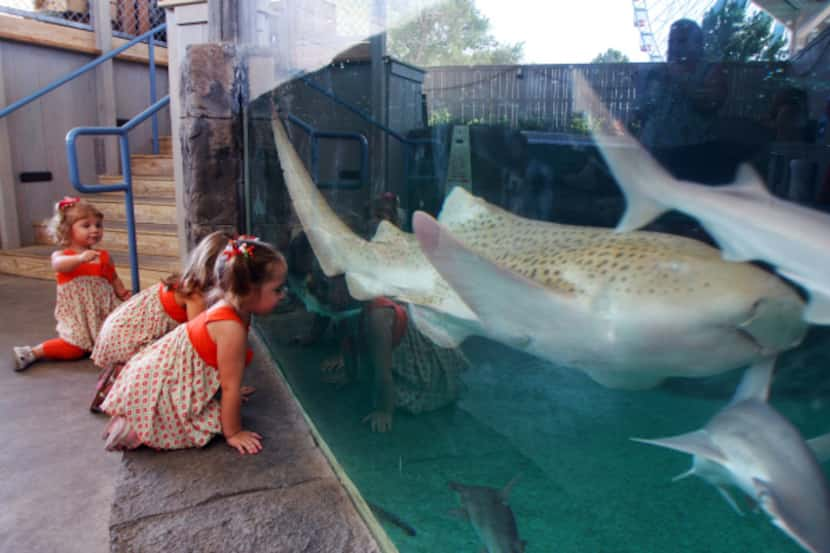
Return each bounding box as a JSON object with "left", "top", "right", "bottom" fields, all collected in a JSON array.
[
  {"left": 208, "top": 0, "right": 239, "bottom": 43},
  {"left": 0, "top": 46, "right": 20, "bottom": 249},
  {"left": 160, "top": 0, "right": 209, "bottom": 261},
  {"left": 92, "top": 0, "right": 118, "bottom": 175}
]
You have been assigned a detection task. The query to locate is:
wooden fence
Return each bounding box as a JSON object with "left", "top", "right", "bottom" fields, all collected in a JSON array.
[{"left": 422, "top": 62, "right": 788, "bottom": 131}]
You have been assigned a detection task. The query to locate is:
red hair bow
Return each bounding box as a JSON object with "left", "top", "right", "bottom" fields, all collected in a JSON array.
[
  {"left": 58, "top": 196, "right": 80, "bottom": 210},
  {"left": 222, "top": 239, "right": 255, "bottom": 261}
]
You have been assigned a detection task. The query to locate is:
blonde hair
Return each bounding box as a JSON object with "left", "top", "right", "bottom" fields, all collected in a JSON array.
[
  {"left": 162, "top": 230, "right": 231, "bottom": 296},
  {"left": 213, "top": 237, "right": 286, "bottom": 305},
  {"left": 46, "top": 198, "right": 104, "bottom": 247}
]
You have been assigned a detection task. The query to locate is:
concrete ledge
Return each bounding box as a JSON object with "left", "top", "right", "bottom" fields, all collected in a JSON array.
[{"left": 109, "top": 330, "right": 382, "bottom": 552}]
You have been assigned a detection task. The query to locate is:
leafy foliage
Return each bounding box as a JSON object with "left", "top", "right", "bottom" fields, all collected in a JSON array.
[
  {"left": 387, "top": 0, "right": 524, "bottom": 67},
  {"left": 702, "top": 0, "right": 788, "bottom": 61},
  {"left": 591, "top": 48, "right": 630, "bottom": 64}
]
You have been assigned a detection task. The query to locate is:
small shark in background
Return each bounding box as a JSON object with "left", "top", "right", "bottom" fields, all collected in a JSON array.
[
  {"left": 571, "top": 72, "right": 830, "bottom": 325},
  {"left": 449, "top": 476, "right": 526, "bottom": 553},
  {"left": 273, "top": 111, "right": 808, "bottom": 390},
  {"left": 633, "top": 358, "right": 830, "bottom": 553}
]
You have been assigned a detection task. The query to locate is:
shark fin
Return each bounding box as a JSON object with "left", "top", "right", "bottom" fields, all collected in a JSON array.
[
  {"left": 500, "top": 473, "right": 522, "bottom": 502},
  {"left": 372, "top": 220, "right": 409, "bottom": 245},
  {"left": 631, "top": 430, "right": 727, "bottom": 464},
  {"left": 807, "top": 432, "right": 830, "bottom": 464},
  {"left": 803, "top": 289, "right": 830, "bottom": 325},
  {"left": 728, "top": 164, "right": 772, "bottom": 198},
  {"left": 774, "top": 269, "right": 830, "bottom": 325},
  {"left": 671, "top": 466, "right": 697, "bottom": 482},
  {"left": 704, "top": 226, "right": 759, "bottom": 262},
  {"left": 616, "top": 197, "right": 668, "bottom": 233},
  {"left": 413, "top": 211, "right": 567, "bottom": 348},
  {"left": 730, "top": 356, "right": 776, "bottom": 406},
  {"left": 715, "top": 485, "right": 745, "bottom": 516}
]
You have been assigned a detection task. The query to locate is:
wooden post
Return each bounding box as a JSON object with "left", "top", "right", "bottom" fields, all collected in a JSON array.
[
  {"left": 92, "top": 0, "right": 118, "bottom": 175},
  {"left": 0, "top": 46, "right": 20, "bottom": 249},
  {"left": 208, "top": 0, "right": 239, "bottom": 43},
  {"left": 160, "top": 0, "right": 210, "bottom": 262}
]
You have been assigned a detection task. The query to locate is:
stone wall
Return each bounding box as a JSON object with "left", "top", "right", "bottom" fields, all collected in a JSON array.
[{"left": 180, "top": 42, "right": 247, "bottom": 248}]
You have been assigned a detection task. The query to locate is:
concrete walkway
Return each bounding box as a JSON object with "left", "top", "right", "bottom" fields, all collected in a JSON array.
[
  {"left": 0, "top": 274, "right": 118, "bottom": 553},
  {"left": 0, "top": 274, "right": 384, "bottom": 553}
]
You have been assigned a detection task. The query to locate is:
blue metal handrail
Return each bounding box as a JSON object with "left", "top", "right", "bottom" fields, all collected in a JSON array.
[
  {"left": 300, "top": 76, "right": 437, "bottom": 217},
  {"left": 1, "top": 23, "right": 166, "bottom": 154},
  {"left": 284, "top": 113, "right": 369, "bottom": 189},
  {"left": 66, "top": 95, "right": 171, "bottom": 293}
]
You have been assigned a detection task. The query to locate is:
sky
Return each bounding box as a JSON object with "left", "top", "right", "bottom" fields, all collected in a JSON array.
[{"left": 473, "top": 0, "right": 711, "bottom": 64}]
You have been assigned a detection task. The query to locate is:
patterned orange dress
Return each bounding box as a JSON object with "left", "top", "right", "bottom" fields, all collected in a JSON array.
[
  {"left": 92, "top": 282, "right": 188, "bottom": 369},
  {"left": 90, "top": 283, "right": 189, "bottom": 412},
  {"left": 101, "top": 305, "right": 252, "bottom": 450},
  {"left": 54, "top": 248, "right": 121, "bottom": 351}
]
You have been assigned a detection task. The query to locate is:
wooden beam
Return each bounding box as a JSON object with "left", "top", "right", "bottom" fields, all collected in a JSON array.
[
  {"left": 0, "top": 46, "right": 20, "bottom": 249},
  {"left": 0, "top": 14, "right": 168, "bottom": 66},
  {"left": 158, "top": 0, "right": 206, "bottom": 7}
]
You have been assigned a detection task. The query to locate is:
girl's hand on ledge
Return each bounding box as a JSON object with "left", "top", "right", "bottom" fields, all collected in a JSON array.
[{"left": 226, "top": 430, "right": 263, "bottom": 455}]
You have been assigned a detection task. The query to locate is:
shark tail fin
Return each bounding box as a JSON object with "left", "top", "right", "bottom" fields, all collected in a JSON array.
[
  {"left": 730, "top": 356, "right": 776, "bottom": 406},
  {"left": 570, "top": 72, "right": 670, "bottom": 233},
  {"left": 616, "top": 191, "right": 668, "bottom": 233},
  {"left": 271, "top": 115, "right": 359, "bottom": 277}
]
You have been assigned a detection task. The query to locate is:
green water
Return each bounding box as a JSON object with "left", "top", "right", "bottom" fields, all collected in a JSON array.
[{"left": 256, "top": 311, "right": 830, "bottom": 553}]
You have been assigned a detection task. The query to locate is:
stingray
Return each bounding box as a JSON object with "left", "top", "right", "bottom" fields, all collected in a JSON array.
[{"left": 271, "top": 115, "right": 807, "bottom": 389}]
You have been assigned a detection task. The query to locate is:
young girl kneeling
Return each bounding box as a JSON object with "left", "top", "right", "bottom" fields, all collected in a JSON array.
[
  {"left": 101, "top": 236, "right": 287, "bottom": 454},
  {"left": 89, "top": 230, "right": 230, "bottom": 412}
]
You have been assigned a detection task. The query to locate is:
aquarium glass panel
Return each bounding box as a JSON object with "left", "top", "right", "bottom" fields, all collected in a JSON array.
[{"left": 243, "top": 1, "right": 830, "bottom": 551}]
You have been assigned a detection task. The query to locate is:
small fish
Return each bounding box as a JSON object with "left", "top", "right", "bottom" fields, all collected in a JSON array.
[
  {"left": 633, "top": 358, "right": 830, "bottom": 553},
  {"left": 449, "top": 475, "right": 526, "bottom": 553},
  {"left": 367, "top": 501, "right": 417, "bottom": 537},
  {"left": 572, "top": 71, "right": 830, "bottom": 325}
]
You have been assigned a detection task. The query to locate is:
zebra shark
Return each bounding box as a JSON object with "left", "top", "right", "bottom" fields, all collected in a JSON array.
[
  {"left": 272, "top": 114, "right": 806, "bottom": 389},
  {"left": 633, "top": 358, "right": 830, "bottom": 553}
]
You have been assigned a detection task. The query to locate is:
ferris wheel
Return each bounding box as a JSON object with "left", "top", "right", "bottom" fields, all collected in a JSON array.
[{"left": 632, "top": 0, "right": 720, "bottom": 61}]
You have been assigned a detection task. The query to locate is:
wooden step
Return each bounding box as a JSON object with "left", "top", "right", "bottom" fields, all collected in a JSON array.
[
  {"left": 33, "top": 221, "right": 179, "bottom": 257},
  {"left": 85, "top": 194, "right": 176, "bottom": 225},
  {"left": 0, "top": 245, "right": 179, "bottom": 291},
  {"left": 159, "top": 136, "right": 172, "bottom": 156},
  {"left": 131, "top": 154, "right": 173, "bottom": 177},
  {"left": 96, "top": 174, "right": 175, "bottom": 196}
]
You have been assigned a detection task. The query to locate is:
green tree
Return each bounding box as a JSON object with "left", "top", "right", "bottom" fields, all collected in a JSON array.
[
  {"left": 591, "top": 48, "right": 630, "bottom": 64},
  {"left": 702, "top": 0, "right": 788, "bottom": 61},
  {"left": 387, "top": 0, "right": 524, "bottom": 67}
]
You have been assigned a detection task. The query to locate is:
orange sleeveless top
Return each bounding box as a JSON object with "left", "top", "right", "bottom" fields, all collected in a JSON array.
[
  {"left": 158, "top": 282, "right": 188, "bottom": 323},
  {"left": 55, "top": 249, "right": 115, "bottom": 284},
  {"left": 368, "top": 297, "right": 408, "bottom": 347},
  {"left": 186, "top": 305, "right": 253, "bottom": 367}
]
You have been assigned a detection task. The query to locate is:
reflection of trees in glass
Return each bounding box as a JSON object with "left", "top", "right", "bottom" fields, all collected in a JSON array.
[
  {"left": 387, "top": 0, "right": 523, "bottom": 67},
  {"left": 591, "top": 48, "right": 630, "bottom": 64},
  {"left": 702, "top": 0, "right": 788, "bottom": 61}
]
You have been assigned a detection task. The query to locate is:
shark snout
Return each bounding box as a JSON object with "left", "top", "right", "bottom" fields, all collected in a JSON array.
[{"left": 739, "top": 292, "right": 807, "bottom": 355}]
